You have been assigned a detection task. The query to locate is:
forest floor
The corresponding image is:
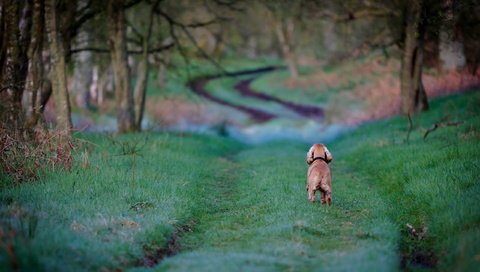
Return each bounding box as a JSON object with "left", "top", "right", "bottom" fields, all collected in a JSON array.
[{"left": 1, "top": 84, "right": 479, "bottom": 271}]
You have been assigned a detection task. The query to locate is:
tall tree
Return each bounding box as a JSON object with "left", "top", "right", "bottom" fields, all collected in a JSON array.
[
  {"left": 309, "top": 0, "right": 434, "bottom": 115},
  {"left": 263, "top": 1, "right": 301, "bottom": 80},
  {"left": 108, "top": 0, "right": 135, "bottom": 133},
  {"left": 72, "top": 30, "right": 93, "bottom": 111},
  {"left": 45, "top": 0, "right": 73, "bottom": 135},
  {"left": 399, "top": 0, "right": 429, "bottom": 115},
  {"left": 133, "top": 1, "right": 159, "bottom": 131},
  {"left": 26, "top": 0, "right": 50, "bottom": 128},
  {"left": 0, "top": 1, "right": 32, "bottom": 132}
]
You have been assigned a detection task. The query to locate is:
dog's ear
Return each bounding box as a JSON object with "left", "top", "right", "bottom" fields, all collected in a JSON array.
[
  {"left": 324, "top": 146, "right": 333, "bottom": 163},
  {"left": 306, "top": 145, "right": 314, "bottom": 165}
]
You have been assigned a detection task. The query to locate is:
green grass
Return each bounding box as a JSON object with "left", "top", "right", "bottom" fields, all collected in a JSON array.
[
  {"left": 249, "top": 54, "right": 399, "bottom": 110},
  {"left": 329, "top": 90, "right": 480, "bottom": 270},
  {"left": 1, "top": 90, "right": 479, "bottom": 271},
  {"left": 0, "top": 133, "right": 242, "bottom": 271},
  {"left": 148, "top": 141, "right": 399, "bottom": 271}
]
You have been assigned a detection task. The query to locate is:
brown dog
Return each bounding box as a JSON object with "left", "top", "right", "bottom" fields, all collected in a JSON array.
[{"left": 306, "top": 144, "right": 333, "bottom": 205}]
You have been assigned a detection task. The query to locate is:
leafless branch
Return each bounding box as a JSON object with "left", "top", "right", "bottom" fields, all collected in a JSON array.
[
  {"left": 127, "top": 37, "right": 143, "bottom": 47},
  {"left": 126, "top": 19, "right": 145, "bottom": 42},
  {"left": 424, "top": 120, "right": 463, "bottom": 139},
  {"left": 180, "top": 26, "right": 228, "bottom": 74},
  {"left": 70, "top": 43, "right": 174, "bottom": 54},
  {"left": 211, "top": 0, "right": 245, "bottom": 13},
  {"left": 317, "top": 8, "right": 395, "bottom": 22},
  {"left": 160, "top": 9, "right": 191, "bottom": 71},
  {"left": 154, "top": 8, "right": 228, "bottom": 75},
  {"left": 124, "top": 0, "right": 144, "bottom": 9},
  {"left": 71, "top": 3, "right": 99, "bottom": 35}
]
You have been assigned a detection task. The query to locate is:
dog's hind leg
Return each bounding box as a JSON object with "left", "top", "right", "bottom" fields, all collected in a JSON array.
[
  {"left": 308, "top": 189, "right": 315, "bottom": 202},
  {"left": 325, "top": 191, "right": 332, "bottom": 206},
  {"left": 320, "top": 182, "right": 331, "bottom": 205},
  {"left": 320, "top": 191, "right": 326, "bottom": 204}
]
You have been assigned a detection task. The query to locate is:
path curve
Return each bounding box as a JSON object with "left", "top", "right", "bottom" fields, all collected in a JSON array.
[
  {"left": 189, "top": 78, "right": 275, "bottom": 122},
  {"left": 188, "top": 66, "right": 324, "bottom": 122},
  {"left": 234, "top": 78, "right": 324, "bottom": 119}
]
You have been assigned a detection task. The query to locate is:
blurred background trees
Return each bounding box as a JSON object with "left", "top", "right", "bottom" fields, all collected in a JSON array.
[{"left": 0, "top": 0, "right": 478, "bottom": 136}]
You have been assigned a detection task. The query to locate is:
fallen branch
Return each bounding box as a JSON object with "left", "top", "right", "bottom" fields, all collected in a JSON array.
[{"left": 424, "top": 120, "right": 463, "bottom": 140}]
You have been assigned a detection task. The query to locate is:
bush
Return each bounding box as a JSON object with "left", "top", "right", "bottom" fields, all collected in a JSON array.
[{"left": 0, "top": 128, "right": 74, "bottom": 183}]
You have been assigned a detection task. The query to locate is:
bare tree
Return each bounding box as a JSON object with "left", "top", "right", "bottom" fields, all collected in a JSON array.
[
  {"left": 133, "top": 0, "right": 160, "bottom": 131},
  {"left": 72, "top": 30, "right": 93, "bottom": 111},
  {"left": 263, "top": 1, "right": 301, "bottom": 80},
  {"left": 26, "top": 0, "right": 50, "bottom": 129},
  {"left": 45, "top": 0, "right": 73, "bottom": 136},
  {"left": 108, "top": 0, "right": 136, "bottom": 133},
  {"left": 400, "top": 0, "right": 428, "bottom": 114},
  {"left": 308, "top": 0, "right": 434, "bottom": 115}
]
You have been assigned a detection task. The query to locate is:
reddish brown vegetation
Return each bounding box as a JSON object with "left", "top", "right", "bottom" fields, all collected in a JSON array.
[
  {"left": 285, "top": 57, "right": 480, "bottom": 125},
  {"left": 147, "top": 97, "right": 215, "bottom": 127},
  {"left": 0, "top": 128, "right": 74, "bottom": 183},
  {"left": 344, "top": 69, "right": 480, "bottom": 125}
]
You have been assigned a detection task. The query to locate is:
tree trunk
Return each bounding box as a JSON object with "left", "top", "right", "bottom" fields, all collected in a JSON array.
[
  {"left": 134, "top": 50, "right": 148, "bottom": 131},
  {"left": 108, "top": 0, "right": 135, "bottom": 133},
  {"left": 400, "top": 0, "right": 428, "bottom": 115},
  {"left": 274, "top": 18, "right": 299, "bottom": 80},
  {"left": 73, "top": 30, "right": 93, "bottom": 111},
  {"left": 439, "top": 0, "right": 466, "bottom": 71},
  {"left": 0, "top": 1, "right": 31, "bottom": 132},
  {"left": 45, "top": 0, "right": 72, "bottom": 135},
  {"left": 26, "top": 0, "right": 46, "bottom": 128},
  {"left": 134, "top": 2, "right": 156, "bottom": 131}
]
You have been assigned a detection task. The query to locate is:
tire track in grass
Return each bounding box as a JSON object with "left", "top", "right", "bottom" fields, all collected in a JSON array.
[
  {"left": 175, "top": 154, "right": 243, "bottom": 251},
  {"left": 138, "top": 150, "right": 244, "bottom": 268},
  {"left": 152, "top": 144, "right": 400, "bottom": 271}
]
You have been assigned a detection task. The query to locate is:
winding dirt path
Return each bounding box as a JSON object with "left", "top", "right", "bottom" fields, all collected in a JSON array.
[
  {"left": 234, "top": 78, "right": 324, "bottom": 119},
  {"left": 188, "top": 66, "right": 324, "bottom": 122},
  {"left": 189, "top": 78, "right": 275, "bottom": 122}
]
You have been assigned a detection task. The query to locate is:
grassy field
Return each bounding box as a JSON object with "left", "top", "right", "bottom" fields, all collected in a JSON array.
[
  {"left": 1, "top": 90, "right": 479, "bottom": 271},
  {"left": 0, "top": 133, "right": 242, "bottom": 271},
  {"left": 331, "top": 91, "right": 480, "bottom": 271}
]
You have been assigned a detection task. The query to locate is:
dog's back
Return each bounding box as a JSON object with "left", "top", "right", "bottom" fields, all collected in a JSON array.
[{"left": 306, "top": 144, "right": 333, "bottom": 205}]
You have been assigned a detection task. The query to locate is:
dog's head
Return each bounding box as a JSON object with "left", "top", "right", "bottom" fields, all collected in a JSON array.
[{"left": 306, "top": 144, "right": 333, "bottom": 165}]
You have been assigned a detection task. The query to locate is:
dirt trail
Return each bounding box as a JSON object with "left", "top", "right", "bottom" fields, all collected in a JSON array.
[
  {"left": 189, "top": 78, "right": 275, "bottom": 122},
  {"left": 188, "top": 66, "right": 324, "bottom": 122},
  {"left": 234, "top": 78, "right": 324, "bottom": 119}
]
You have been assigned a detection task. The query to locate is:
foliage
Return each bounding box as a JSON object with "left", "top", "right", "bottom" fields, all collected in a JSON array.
[{"left": 0, "top": 129, "right": 74, "bottom": 184}]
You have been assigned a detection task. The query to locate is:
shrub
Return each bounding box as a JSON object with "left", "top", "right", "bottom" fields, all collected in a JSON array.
[{"left": 0, "top": 127, "right": 74, "bottom": 183}]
